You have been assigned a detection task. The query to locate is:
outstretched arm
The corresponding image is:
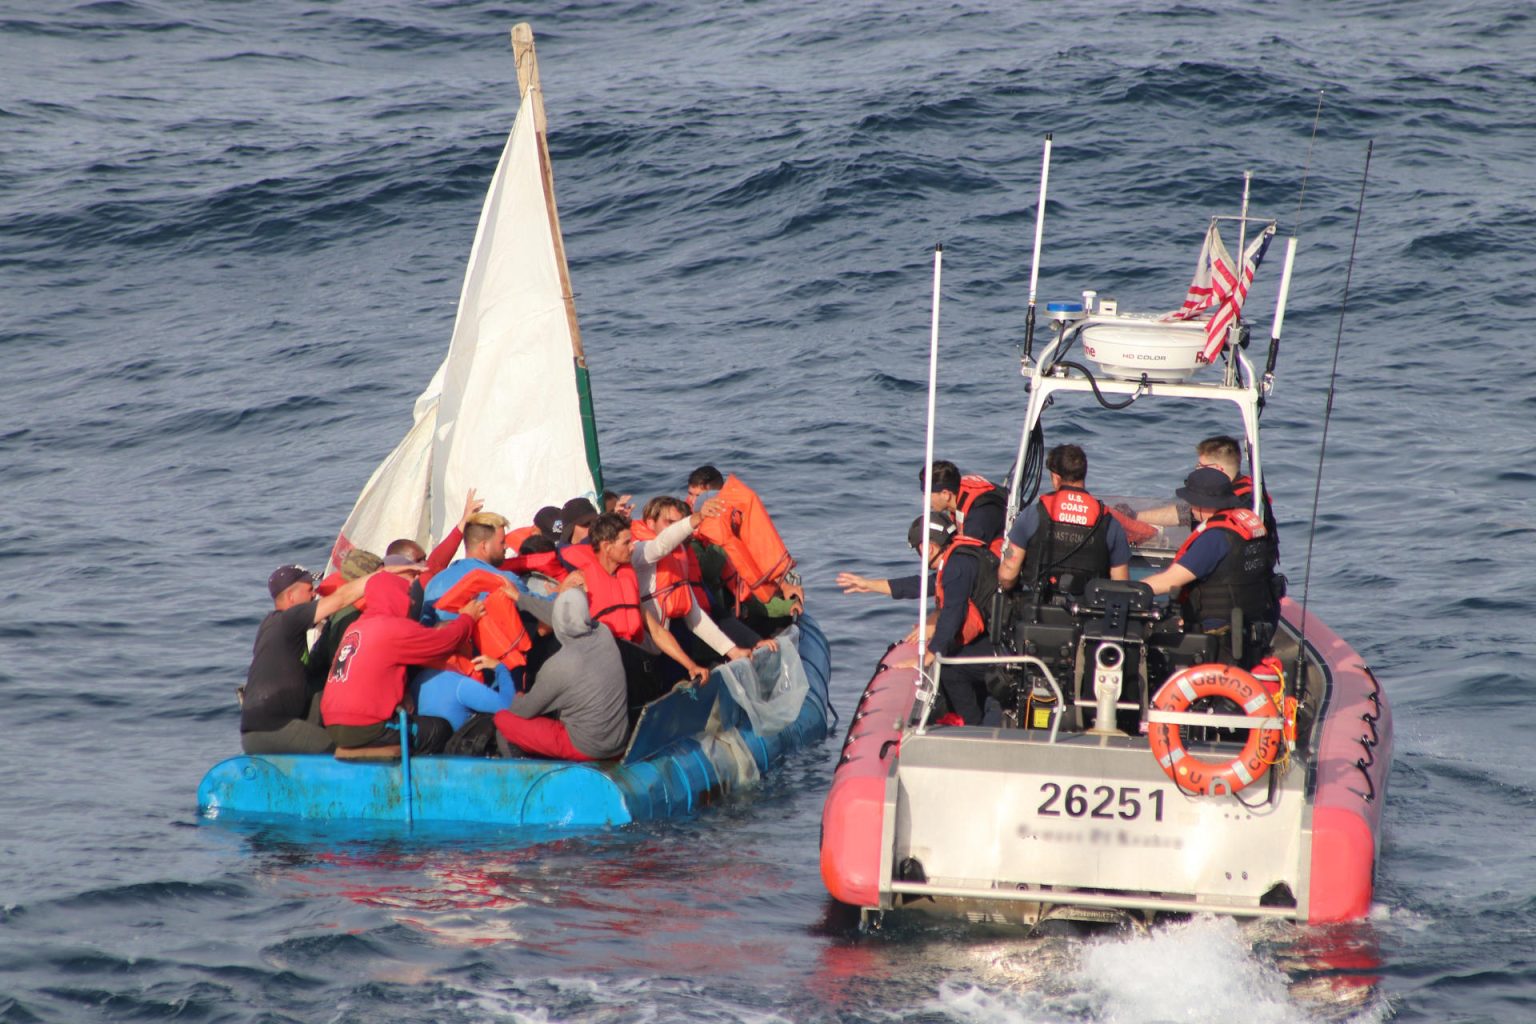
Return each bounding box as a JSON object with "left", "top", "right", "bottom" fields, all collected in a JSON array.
[
  {"left": 1135, "top": 502, "right": 1184, "bottom": 527},
  {"left": 681, "top": 599, "right": 745, "bottom": 659},
  {"left": 313, "top": 573, "right": 369, "bottom": 622},
  {"left": 836, "top": 572, "right": 891, "bottom": 596},
  {"left": 425, "top": 489, "right": 484, "bottom": 574}
]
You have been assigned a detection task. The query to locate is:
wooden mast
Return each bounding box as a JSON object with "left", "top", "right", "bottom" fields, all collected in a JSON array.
[{"left": 510, "top": 22, "right": 603, "bottom": 491}]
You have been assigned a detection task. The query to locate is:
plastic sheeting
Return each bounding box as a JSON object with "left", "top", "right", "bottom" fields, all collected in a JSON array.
[{"left": 716, "top": 625, "right": 809, "bottom": 737}]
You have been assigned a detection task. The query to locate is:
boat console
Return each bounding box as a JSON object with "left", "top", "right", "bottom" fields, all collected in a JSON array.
[{"left": 991, "top": 578, "right": 1224, "bottom": 736}]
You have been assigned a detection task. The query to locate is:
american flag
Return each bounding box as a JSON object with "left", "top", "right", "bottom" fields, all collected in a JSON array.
[{"left": 1166, "top": 221, "right": 1276, "bottom": 363}]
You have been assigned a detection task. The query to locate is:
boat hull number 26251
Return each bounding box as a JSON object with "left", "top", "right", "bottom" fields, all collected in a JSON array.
[{"left": 1036, "top": 782, "right": 1166, "bottom": 822}]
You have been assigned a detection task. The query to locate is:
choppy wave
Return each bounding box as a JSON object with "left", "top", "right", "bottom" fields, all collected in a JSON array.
[{"left": 4, "top": 0, "right": 1535, "bottom": 1021}]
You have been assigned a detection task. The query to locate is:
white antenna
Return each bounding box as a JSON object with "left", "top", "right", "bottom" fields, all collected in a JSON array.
[
  {"left": 1021, "top": 135, "right": 1052, "bottom": 365},
  {"left": 1264, "top": 236, "right": 1298, "bottom": 399},
  {"left": 915, "top": 244, "right": 943, "bottom": 730}
]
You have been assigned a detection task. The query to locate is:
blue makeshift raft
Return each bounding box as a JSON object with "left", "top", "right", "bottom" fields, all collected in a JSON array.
[{"left": 198, "top": 615, "right": 831, "bottom": 828}]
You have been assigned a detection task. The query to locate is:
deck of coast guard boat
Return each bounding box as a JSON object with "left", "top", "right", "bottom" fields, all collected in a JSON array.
[{"left": 821, "top": 160, "right": 1391, "bottom": 927}]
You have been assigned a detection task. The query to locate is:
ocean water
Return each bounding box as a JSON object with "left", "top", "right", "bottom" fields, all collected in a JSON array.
[{"left": 4, "top": 1, "right": 1535, "bottom": 1021}]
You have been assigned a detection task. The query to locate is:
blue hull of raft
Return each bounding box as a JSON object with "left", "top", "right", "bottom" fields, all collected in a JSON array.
[{"left": 198, "top": 615, "right": 832, "bottom": 828}]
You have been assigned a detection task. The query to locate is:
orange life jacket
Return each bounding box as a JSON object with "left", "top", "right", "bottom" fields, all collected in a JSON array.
[
  {"left": 475, "top": 586, "right": 531, "bottom": 670},
  {"left": 499, "top": 549, "right": 566, "bottom": 581},
  {"left": 558, "top": 543, "right": 644, "bottom": 643},
  {"left": 958, "top": 475, "right": 1007, "bottom": 549},
  {"left": 933, "top": 535, "right": 996, "bottom": 646},
  {"left": 693, "top": 474, "right": 794, "bottom": 605},
  {"left": 956, "top": 475, "right": 1001, "bottom": 515},
  {"left": 433, "top": 568, "right": 511, "bottom": 613},
  {"left": 1232, "top": 473, "right": 1280, "bottom": 556},
  {"left": 630, "top": 519, "right": 697, "bottom": 620},
  {"left": 1172, "top": 507, "right": 1266, "bottom": 560},
  {"left": 1231, "top": 474, "right": 1275, "bottom": 518},
  {"left": 422, "top": 649, "right": 481, "bottom": 679},
  {"left": 429, "top": 567, "right": 531, "bottom": 669}
]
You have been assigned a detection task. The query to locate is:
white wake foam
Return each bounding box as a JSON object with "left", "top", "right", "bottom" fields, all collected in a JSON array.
[{"left": 930, "top": 916, "right": 1389, "bottom": 1024}]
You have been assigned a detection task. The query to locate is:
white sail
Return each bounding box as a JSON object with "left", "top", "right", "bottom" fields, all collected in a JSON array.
[
  {"left": 429, "top": 85, "right": 596, "bottom": 538},
  {"left": 328, "top": 62, "right": 596, "bottom": 571},
  {"left": 327, "top": 394, "right": 437, "bottom": 569}
]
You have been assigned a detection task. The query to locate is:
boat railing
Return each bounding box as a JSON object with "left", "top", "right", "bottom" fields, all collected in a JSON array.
[
  {"left": 1009, "top": 337, "right": 1270, "bottom": 527},
  {"left": 1145, "top": 708, "right": 1285, "bottom": 731},
  {"left": 922, "top": 653, "right": 1066, "bottom": 742}
]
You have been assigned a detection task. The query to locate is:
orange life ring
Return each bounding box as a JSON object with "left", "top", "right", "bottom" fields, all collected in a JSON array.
[{"left": 1148, "top": 662, "right": 1282, "bottom": 796}]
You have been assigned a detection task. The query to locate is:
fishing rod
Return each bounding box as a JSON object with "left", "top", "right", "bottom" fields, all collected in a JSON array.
[
  {"left": 914, "top": 243, "right": 943, "bottom": 732},
  {"left": 1021, "top": 134, "right": 1052, "bottom": 365},
  {"left": 1262, "top": 91, "right": 1326, "bottom": 402},
  {"left": 1296, "top": 139, "right": 1372, "bottom": 691}
]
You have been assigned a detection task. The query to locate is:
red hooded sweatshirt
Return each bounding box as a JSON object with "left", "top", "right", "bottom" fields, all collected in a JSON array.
[{"left": 320, "top": 573, "right": 475, "bottom": 728}]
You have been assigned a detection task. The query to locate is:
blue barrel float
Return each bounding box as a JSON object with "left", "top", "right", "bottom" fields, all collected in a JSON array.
[{"left": 198, "top": 615, "right": 832, "bottom": 828}]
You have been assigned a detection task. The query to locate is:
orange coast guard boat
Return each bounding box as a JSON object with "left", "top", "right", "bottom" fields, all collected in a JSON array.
[{"left": 821, "top": 155, "right": 1390, "bottom": 929}]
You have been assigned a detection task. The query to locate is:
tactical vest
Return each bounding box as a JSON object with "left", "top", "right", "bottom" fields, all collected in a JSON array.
[
  {"left": 1020, "top": 488, "right": 1111, "bottom": 597},
  {"left": 1175, "top": 508, "right": 1277, "bottom": 631}
]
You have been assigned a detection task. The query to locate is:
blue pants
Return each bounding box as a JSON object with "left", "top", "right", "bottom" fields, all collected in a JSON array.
[{"left": 410, "top": 667, "right": 516, "bottom": 731}]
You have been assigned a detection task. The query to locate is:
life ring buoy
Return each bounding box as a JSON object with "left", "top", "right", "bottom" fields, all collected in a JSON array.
[{"left": 1148, "top": 663, "right": 1282, "bottom": 796}]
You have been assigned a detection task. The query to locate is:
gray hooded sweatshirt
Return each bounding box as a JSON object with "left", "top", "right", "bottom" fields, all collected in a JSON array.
[{"left": 510, "top": 589, "right": 629, "bottom": 759}]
